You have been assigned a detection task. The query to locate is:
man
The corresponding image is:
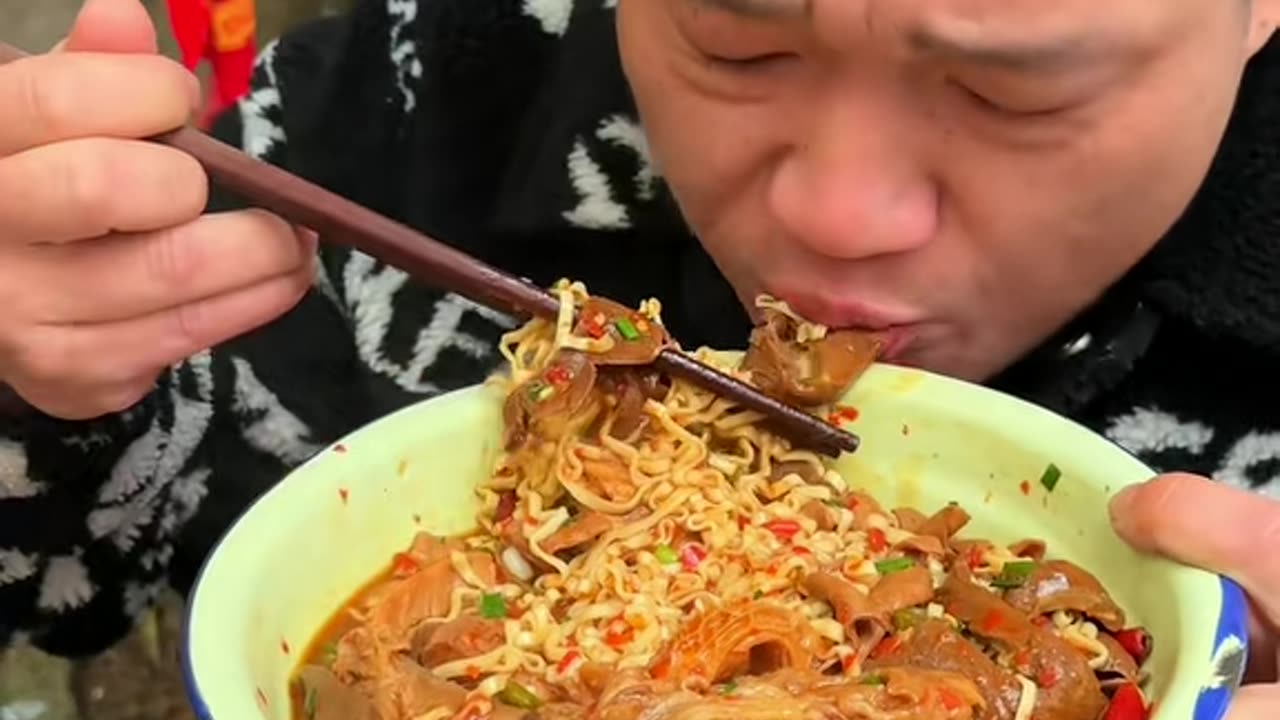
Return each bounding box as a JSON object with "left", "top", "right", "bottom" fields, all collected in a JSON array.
[{"left": 0, "top": 0, "right": 1276, "bottom": 713}]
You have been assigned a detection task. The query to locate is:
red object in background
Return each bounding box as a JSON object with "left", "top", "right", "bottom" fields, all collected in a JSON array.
[{"left": 167, "top": 0, "right": 257, "bottom": 129}]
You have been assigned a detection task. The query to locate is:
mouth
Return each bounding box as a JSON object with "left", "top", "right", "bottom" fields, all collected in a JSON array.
[{"left": 762, "top": 289, "right": 922, "bottom": 362}]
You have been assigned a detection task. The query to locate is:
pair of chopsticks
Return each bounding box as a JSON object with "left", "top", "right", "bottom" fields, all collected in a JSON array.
[{"left": 0, "top": 42, "right": 858, "bottom": 456}]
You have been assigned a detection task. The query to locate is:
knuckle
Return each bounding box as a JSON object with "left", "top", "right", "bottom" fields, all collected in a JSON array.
[
  {"left": 144, "top": 224, "right": 202, "bottom": 289},
  {"left": 18, "top": 61, "right": 73, "bottom": 140},
  {"left": 63, "top": 144, "right": 116, "bottom": 229},
  {"left": 6, "top": 329, "right": 77, "bottom": 386},
  {"left": 171, "top": 299, "right": 212, "bottom": 350}
]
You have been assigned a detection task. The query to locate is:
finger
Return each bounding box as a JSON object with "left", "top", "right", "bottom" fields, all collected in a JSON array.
[
  {"left": 9, "top": 372, "right": 160, "bottom": 422},
  {"left": 62, "top": 0, "right": 159, "bottom": 54},
  {"left": 1110, "top": 474, "right": 1280, "bottom": 622},
  {"left": 96, "top": 267, "right": 313, "bottom": 373},
  {"left": 0, "top": 137, "right": 208, "bottom": 243},
  {"left": 1225, "top": 685, "right": 1280, "bottom": 720},
  {"left": 1244, "top": 595, "right": 1279, "bottom": 684},
  {"left": 21, "top": 210, "right": 310, "bottom": 324},
  {"left": 5, "top": 265, "right": 312, "bottom": 403},
  {"left": 0, "top": 52, "right": 199, "bottom": 157}
]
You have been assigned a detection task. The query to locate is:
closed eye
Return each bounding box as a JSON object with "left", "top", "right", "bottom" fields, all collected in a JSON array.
[
  {"left": 705, "top": 52, "right": 796, "bottom": 71},
  {"left": 954, "top": 82, "right": 1071, "bottom": 119}
]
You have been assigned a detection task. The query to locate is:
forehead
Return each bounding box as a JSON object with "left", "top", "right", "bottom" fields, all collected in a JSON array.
[{"left": 687, "top": 0, "right": 1195, "bottom": 43}]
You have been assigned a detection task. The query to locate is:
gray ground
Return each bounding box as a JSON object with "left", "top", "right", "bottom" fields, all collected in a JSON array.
[{"left": 0, "top": 2, "right": 348, "bottom": 718}]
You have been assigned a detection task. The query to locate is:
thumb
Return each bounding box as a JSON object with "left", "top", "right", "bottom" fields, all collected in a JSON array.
[
  {"left": 1110, "top": 473, "right": 1280, "bottom": 624},
  {"left": 1225, "top": 684, "right": 1280, "bottom": 720},
  {"left": 59, "top": 0, "right": 159, "bottom": 54}
]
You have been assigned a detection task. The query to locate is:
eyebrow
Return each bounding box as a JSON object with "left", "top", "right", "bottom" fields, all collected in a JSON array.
[
  {"left": 690, "top": 0, "right": 812, "bottom": 19},
  {"left": 907, "top": 27, "right": 1103, "bottom": 72}
]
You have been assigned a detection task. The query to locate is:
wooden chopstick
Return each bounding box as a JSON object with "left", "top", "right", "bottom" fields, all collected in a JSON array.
[{"left": 0, "top": 42, "right": 858, "bottom": 456}]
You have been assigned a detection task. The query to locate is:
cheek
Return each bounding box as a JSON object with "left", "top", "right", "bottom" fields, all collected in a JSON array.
[
  {"left": 949, "top": 55, "right": 1240, "bottom": 318},
  {"left": 635, "top": 92, "right": 783, "bottom": 237}
]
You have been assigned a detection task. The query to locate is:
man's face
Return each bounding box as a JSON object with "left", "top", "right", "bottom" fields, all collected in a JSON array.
[{"left": 617, "top": 0, "right": 1276, "bottom": 381}]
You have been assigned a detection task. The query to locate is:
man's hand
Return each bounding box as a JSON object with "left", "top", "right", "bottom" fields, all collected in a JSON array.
[
  {"left": 0, "top": 0, "right": 313, "bottom": 420},
  {"left": 1111, "top": 473, "right": 1280, "bottom": 717}
]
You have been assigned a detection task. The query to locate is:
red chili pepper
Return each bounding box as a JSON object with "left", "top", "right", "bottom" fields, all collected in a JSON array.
[
  {"left": 979, "top": 609, "right": 1004, "bottom": 634},
  {"left": 495, "top": 491, "right": 517, "bottom": 523},
  {"left": 867, "top": 528, "right": 888, "bottom": 553},
  {"left": 937, "top": 687, "right": 965, "bottom": 711},
  {"left": 965, "top": 546, "right": 985, "bottom": 570},
  {"left": 391, "top": 552, "right": 420, "bottom": 578},
  {"left": 1019, "top": 480, "right": 1032, "bottom": 496},
  {"left": 545, "top": 366, "right": 573, "bottom": 385},
  {"left": 737, "top": 515, "right": 749, "bottom": 530},
  {"left": 1112, "top": 628, "right": 1153, "bottom": 665},
  {"left": 829, "top": 405, "right": 859, "bottom": 424},
  {"left": 1102, "top": 683, "right": 1149, "bottom": 720},
  {"left": 557, "top": 650, "right": 581, "bottom": 675},
  {"left": 792, "top": 546, "right": 812, "bottom": 557},
  {"left": 764, "top": 520, "right": 801, "bottom": 542},
  {"left": 583, "top": 313, "right": 608, "bottom": 339},
  {"left": 1037, "top": 665, "right": 1060, "bottom": 688},
  {"left": 465, "top": 664, "right": 483, "bottom": 680},
  {"left": 1012, "top": 649, "right": 1033, "bottom": 674},
  {"left": 868, "top": 634, "right": 902, "bottom": 659},
  {"left": 650, "top": 656, "right": 671, "bottom": 679},
  {"left": 681, "top": 544, "right": 708, "bottom": 571},
  {"left": 840, "top": 654, "right": 856, "bottom": 674},
  {"left": 605, "top": 618, "right": 634, "bottom": 647}
]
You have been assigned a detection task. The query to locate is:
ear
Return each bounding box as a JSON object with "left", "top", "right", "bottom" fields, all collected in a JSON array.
[{"left": 1246, "top": 0, "right": 1280, "bottom": 56}]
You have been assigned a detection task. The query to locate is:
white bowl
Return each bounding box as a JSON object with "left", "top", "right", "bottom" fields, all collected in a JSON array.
[{"left": 182, "top": 363, "right": 1248, "bottom": 720}]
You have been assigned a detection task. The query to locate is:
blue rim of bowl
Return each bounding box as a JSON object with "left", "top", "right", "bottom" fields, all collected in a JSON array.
[
  {"left": 1191, "top": 576, "right": 1251, "bottom": 720},
  {"left": 1093, "top": 437, "right": 1250, "bottom": 720},
  {"left": 181, "top": 498, "right": 242, "bottom": 720},
  {"left": 178, "top": 373, "right": 1253, "bottom": 720}
]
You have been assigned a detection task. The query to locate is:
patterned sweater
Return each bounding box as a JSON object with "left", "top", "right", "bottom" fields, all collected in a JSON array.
[{"left": 2, "top": 0, "right": 1279, "bottom": 657}]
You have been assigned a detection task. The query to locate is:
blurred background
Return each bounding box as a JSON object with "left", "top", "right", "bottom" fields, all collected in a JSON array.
[{"left": 0, "top": 4, "right": 350, "bottom": 719}]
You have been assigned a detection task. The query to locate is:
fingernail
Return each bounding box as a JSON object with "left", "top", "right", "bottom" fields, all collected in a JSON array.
[
  {"left": 187, "top": 73, "right": 204, "bottom": 115},
  {"left": 298, "top": 227, "right": 319, "bottom": 253},
  {"left": 1108, "top": 483, "right": 1144, "bottom": 535}
]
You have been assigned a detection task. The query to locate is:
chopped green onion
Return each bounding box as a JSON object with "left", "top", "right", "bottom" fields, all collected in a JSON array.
[
  {"left": 526, "top": 381, "right": 556, "bottom": 402},
  {"left": 654, "top": 544, "right": 678, "bottom": 565},
  {"left": 1040, "top": 463, "right": 1062, "bottom": 492},
  {"left": 875, "top": 557, "right": 914, "bottom": 575},
  {"left": 615, "top": 317, "right": 641, "bottom": 341},
  {"left": 719, "top": 680, "right": 739, "bottom": 695},
  {"left": 753, "top": 589, "right": 765, "bottom": 600},
  {"left": 891, "top": 608, "right": 925, "bottom": 631},
  {"left": 303, "top": 685, "right": 318, "bottom": 718},
  {"left": 991, "top": 560, "right": 1038, "bottom": 589},
  {"left": 859, "top": 674, "right": 885, "bottom": 686},
  {"left": 497, "top": 681, "right": 543, "bottom": 710},
  {"left": 479, "top": 592, "right": 507, "bottom": 619},
  {"left": 320, "top": 642, "right": 338, "bottom": 667}
]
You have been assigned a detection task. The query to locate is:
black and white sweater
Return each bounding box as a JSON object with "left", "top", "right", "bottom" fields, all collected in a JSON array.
[{"left": 2, "top": 0, "right": 1279, "bottom": 657}]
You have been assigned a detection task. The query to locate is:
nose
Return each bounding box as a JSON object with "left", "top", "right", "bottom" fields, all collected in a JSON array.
[{"left": 766, "top": 87, "right": 940, "bottom": 262}]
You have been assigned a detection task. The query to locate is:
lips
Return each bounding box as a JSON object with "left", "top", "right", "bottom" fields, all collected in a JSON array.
[
  {"left": 763, "top": 289, "right": 922, "bottom": 362},
  {"left": 767, "top": 289, "right": 916, "bottom": 329}
]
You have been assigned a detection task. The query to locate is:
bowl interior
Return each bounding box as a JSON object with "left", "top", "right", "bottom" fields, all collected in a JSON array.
[{"left": 183, "top": 363, "right": 1244, "bottom": 720}]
